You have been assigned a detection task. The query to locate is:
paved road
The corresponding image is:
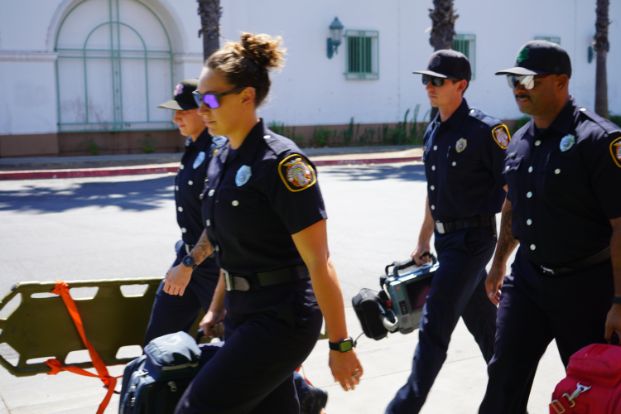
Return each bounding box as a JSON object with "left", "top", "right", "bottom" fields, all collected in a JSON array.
[{"left": 0, "top": 163, "right": 564, "bottom": 413}]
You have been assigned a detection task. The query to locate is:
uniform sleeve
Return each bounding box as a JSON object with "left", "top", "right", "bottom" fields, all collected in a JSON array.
[
  {"left": 266, "top": 152, "right": 328, "bottom": 234},
  {"left": 587, "top": 132, "right": 621, "bottom": 219},
  {"left": 483, "top": 123, "right": 511, "bottom": 188}
]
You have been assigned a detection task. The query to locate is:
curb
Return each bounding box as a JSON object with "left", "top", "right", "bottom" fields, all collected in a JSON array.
[{"left": 0, "top": 156, "right": 422, "bottom": 181}]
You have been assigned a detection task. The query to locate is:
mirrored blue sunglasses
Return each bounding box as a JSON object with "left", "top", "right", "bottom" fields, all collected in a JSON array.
[{"left": 192, "top": 86, "right": 245, "bottom": 109}]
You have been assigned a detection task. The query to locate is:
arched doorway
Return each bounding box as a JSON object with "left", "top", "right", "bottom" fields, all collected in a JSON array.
[{"left": 55, "top": 0, "right": 174, "bottom": 132}]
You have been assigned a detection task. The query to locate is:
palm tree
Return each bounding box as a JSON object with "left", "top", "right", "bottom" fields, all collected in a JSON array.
[
  {"left": 428, "top": 0, "right": 458, "bottom": 51},
  {"left": 594, "top": 0, "right": 609, "bottom": 117},
  {"left": 197, "top": 0, "right": 222, "bottom": 61}
]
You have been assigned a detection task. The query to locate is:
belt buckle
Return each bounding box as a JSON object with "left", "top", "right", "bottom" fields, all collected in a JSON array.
[
  {"left": 222, "top": 269, "right": 233, "bottom": 291},
  {"left": 435, "top": 222, "right": 446, "bottom": 235}
]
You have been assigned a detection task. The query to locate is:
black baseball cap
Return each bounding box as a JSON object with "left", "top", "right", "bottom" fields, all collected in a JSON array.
[
  {"left": 413, "top": 49, "right": 472, "bottom": 81},
  {"left": 495, "top": 40, "right": 572, "bottom": 77},
  {"left": 158, "top": 79, "right": 199, "bottom": 110}
]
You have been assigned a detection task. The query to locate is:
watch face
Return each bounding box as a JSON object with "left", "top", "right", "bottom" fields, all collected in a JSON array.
[
  {"left": 339, "top": 340, "right": 353, "bottom": 352},
  {"left": 182, "top": 255, "right": 195, "bottom": 267}
]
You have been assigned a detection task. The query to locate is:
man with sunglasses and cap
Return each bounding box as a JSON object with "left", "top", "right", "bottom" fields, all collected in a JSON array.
[
  {"left": 479, "top": 40, "right": 621, "bottom": 413},
  {"left": 386, "top": 49, "right": 509, "bottom": 414}
]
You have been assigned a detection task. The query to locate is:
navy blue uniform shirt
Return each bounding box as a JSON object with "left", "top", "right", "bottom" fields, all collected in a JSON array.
[
  {"left": 174, "top": 129, "right": 219, "bottom": 273},
  {"left": 504, "top": 97, "right": 621, "bottom": 266},
  {"left": 202, "top": 120, "right": 327, "bottom": 274},
  {"left": 423, "top": 98, "right": 509, "bottom": 221}
]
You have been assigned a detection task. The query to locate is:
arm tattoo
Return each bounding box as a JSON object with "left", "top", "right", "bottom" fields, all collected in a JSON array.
[
  {"left": 495, "top": 200, "right": 519, "bottom": 263},
  {"left": 190, "top": 230, "right": 214, "bottom": 265}
]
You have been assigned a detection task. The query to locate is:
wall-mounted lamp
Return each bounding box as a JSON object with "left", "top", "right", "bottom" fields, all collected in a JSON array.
[{"left": 327, "top": 17, "right": 344, "bottom": 59}]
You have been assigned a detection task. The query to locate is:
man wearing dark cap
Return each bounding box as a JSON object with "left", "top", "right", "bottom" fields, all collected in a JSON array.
[
  {"left": 479, "top": 40, "right": 621, "bottom": 413},
  {"left": 145, "top": 78, "right": 221, "bottom": 344},
  {"left": 386, "top": 49, "right": 509, "bottom": 414}
]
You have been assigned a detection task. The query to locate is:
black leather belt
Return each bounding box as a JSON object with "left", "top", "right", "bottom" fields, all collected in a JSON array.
[
  {"left": 434, "top": 215, "right": 495, "bottom": 235},
  {"left": 222, "top": 265, "right": 309, "bottom": 292},
  {"left": 536, "top": 247, "right": 611, "bottom": 276}
]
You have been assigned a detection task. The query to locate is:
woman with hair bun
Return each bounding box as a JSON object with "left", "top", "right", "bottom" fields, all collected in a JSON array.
[{"left": 165, "top": 33, "right": 363, "bottom": 413}]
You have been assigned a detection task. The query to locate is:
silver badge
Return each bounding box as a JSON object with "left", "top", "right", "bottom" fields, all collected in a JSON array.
[
  {"left": 560, "top": 134, "right": 575, "bottom": 152},
  {"left": 455, "top": 138, "right": 468, "bottom": 153},
  {"left": 235, "top": 165, "right": 252, "bottom": 187},
  {"left": 193, "top": 151, "right": 206, "bottom": 169}
]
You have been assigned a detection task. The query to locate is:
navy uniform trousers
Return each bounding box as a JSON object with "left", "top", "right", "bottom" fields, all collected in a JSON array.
[
  {"left": 175, "top": 279, "right": 323, "bottom": 414},
  {"left": 479, "top": 249, "right": 613, "bottom": 414},
  {"left": 144, "top": 248, "right": 219, "bottom": 345},
  {"left": 386, "top": 226, "right": 497, "bottom": 413}
]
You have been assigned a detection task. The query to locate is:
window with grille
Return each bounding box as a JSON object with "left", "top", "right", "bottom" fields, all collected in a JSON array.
[
  {"left": 55, "top": 0, "right": 174, "bottom": 132},
  {"left": 452, "top": 34, "right": 476, "bottom": 80},
  {"left": 345, "top": 30, "right": 379, "bottom": 80}
]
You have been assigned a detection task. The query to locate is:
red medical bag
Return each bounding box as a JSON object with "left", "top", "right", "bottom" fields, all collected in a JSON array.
[{"left": 550, "top": 343, "right": 621, "bottom": 413}]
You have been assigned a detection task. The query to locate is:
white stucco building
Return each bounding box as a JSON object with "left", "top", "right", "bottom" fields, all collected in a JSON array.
[{"left": 0, "top": 0, "right": 619, "bottom": 156}]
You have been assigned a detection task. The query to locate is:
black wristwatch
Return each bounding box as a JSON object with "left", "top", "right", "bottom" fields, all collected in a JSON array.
[
  {"left": 181, "top": 254, "right": 197, "bottom": 270},
  {"left": 329, "top": 337, "right": 355, "bottom": 353}
]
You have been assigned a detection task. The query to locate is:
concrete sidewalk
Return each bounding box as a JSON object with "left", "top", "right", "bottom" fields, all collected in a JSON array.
[{"left": 0, "top": 146, "right": 423, "bottom": 180}]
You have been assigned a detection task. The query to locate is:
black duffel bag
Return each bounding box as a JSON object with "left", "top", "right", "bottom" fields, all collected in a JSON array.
[{"left": 119, "top": 331, "right": 222, "bottom": 414}]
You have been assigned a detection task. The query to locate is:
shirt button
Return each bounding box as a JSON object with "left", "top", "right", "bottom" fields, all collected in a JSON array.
[
  {"left": 555, "top": 169, "right": 561, "bottom": 175},
  {"left": 430, "top": 205, "right": 436, "bottom": 210},
  {"left": 214, "top": 245, "right": 220, "bottom": 252},
  {"left": 528, "top": 166, "right": 533, "bottom": 173},
  {"left": 530, "top": 244, "right": 536, "bottom": 251},
  {"left": 177, "top": 207, "right": 183, "bottom": 212},
  {"left": 526, "top": 191, "right": 533, "bottom": 198},
  {"left": 188, "top": 180, "right": 193, "bottom": 186},
  {"left": 175, "top": 185, "right": 179, "bottom": 191},
  {"left": 181, "top": 227, "right": 187, "bottom": 233},
  {"left": 180, "top": 164, "right": 185, "bottom": 170},
  {"left": 431, "top": 165, "right": 436, "bottom": 171},
  {"left": 232, "top": 200, "right": 239, "bottom": 207},
  {"left": 430, "top": 185, "right": 435, "bottom": 191},
  {"left": 526, "top": 219, "right": 532, "bottom": 226},
  {"left": 208, "top": 189, "right": 215, "bottom": 197},
  {"left": 451, "top": 161, "right": 457, "bottom": 167},
  {"left": 534, "top": 140, "right": 541, "bottom": 147},
  {"left": 433, "top": 145, "right": 438, "bottom": 151},
  {"left": 206, "top": 219, "right": 211, "bottom": 226}
]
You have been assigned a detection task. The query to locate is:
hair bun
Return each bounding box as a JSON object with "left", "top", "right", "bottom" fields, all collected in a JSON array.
[{"left": 239, "top": 32, "right": 285, "bottom": 70}]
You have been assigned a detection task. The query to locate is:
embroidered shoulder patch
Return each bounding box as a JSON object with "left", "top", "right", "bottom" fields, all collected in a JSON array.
[
  {"left": 610, "top": 136, "right": 621, "bottom": 168},
  {"left": 278, "top": 154, "right": 317, "bottom": 192},
  {"left": 492, "top": 124, "right": 511, "bottom": 150}
]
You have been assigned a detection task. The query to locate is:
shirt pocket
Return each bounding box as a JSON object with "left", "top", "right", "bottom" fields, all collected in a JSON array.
[
  {"left": 445, "top": 142, "right": 478, "bottom": 185},
  {"left": 542, "top": 146, "right": 585, "bottom": 202}
]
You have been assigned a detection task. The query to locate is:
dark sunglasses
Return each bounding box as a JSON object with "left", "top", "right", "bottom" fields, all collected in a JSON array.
[
  {"left": 506, "top": 74, "right": 549, "bottom": 90},
  {"left": 422, "top": 75, "right": 453, "bottom": 87},
  {"left": 192, "top": 86, "right": 245, "bottom": 109}
]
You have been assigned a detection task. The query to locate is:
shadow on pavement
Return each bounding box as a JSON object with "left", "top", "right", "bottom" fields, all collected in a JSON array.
[
  {"left": 321, "top": 163, "right": 426, "bottom": 182},
  {"left": 0, "top": 176, "right": 174, "bottom": 213}
]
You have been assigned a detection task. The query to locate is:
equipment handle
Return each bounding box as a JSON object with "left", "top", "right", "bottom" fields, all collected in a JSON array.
[{"left": 385, "top": 253, "right": 437, "bottom": 276}]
